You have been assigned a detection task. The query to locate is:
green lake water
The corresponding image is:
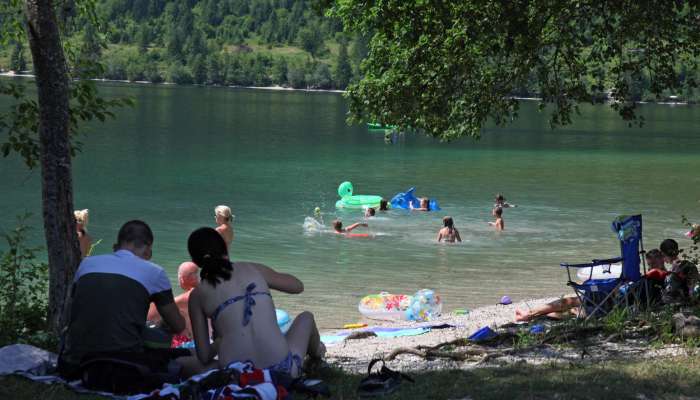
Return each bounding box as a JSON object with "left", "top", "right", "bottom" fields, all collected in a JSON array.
[{"left": 1, "top": 82, "right": 699, "bottom": 328}]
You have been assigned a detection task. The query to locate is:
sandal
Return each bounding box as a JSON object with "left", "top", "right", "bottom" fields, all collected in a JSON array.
[{"left": 357, "top": 359, "right": 414, "bottom": 398}]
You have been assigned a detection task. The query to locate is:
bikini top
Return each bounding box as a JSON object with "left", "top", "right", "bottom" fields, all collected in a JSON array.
[{"left": 210, "top": 282, "right": 271, "bottom": 326}]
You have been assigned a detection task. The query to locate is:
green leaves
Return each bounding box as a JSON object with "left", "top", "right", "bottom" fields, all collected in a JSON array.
[
  {"left": 0, "top": 0, "right": 133, "bottom": 169},
  {"left": 330, "top": 0, "right": 700, "bottom": 140},
  {"left": 0, "top": 214, "right": 50, "bottom": 348}
]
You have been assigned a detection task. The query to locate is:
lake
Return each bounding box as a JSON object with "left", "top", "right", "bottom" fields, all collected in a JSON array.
[{"left": 1, "top": 82, "right": 699, "bottom": 328}]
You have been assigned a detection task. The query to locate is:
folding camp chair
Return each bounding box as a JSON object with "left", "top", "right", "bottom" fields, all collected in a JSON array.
[{"left": 561, "top": 215, "right": 647, "bottom": 320}]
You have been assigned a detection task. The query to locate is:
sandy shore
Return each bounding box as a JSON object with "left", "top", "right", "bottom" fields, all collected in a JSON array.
[
  {"left": 323, "top": 297, "right": 560, "bottom": 372},
  {"left": 323, "top": 296, "right": 688, "bottom": 374}
]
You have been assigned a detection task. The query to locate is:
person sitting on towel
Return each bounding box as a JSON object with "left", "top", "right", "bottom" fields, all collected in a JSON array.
[
  {"left": 187, "top": 227, "right": 325, "bottom": 377},
  {"left": 58, "top": 220, "right": 202, "bottom": 380}
]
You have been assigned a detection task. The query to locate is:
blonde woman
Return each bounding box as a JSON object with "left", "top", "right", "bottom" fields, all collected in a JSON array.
[
  {"left": 74, "top": 209, "right": 92, "bottom": 258},
  {"left": 215, "top": 205, "right": 234, "bottom": 248}
]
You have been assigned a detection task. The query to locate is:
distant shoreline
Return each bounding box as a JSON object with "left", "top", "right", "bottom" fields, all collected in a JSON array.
[
  {"left": 0, "top": 71, "right": 347, "bottom": 94},
  {"left": 1, "top": 71, "right": 692, "bottom": 105}
]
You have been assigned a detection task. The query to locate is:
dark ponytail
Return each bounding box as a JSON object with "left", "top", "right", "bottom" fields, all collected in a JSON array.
[{"left": 188, "top": 227, "right": 232, "bottom": 287}]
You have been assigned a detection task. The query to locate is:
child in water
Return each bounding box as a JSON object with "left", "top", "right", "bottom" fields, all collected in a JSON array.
[
  {"left": 314, "top": 206, "right": 324, "bottom": 225},
  {"left": 489, "top": 207, "right": 504, "bottom": 231},
  {"left": 333, "top": 219, "right": 368, "bottom": 234},
  {"left": 437, "top": 216, "right": 462, "bottom": 243},
  {"left": 364, "top": 207, "right": 376, "bottom": 218},
  {"left": 409, "top": 198, "right": 430, "bottom": 211},
  {"left": 379, "top": 199, "right": 389, "bottom": 212},
  {"left": 494, "top": 193, "right": 516, "bottom": 208}
]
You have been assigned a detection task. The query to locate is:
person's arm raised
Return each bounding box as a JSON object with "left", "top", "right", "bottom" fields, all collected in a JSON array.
[
  {"left": 252, "top": 262, "right": 304, "bottom": 294},
  {"left": 345, "top": 222, "right": 367, "bottom": 232}
]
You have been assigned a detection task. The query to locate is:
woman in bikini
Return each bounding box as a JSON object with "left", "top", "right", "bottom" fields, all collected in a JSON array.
[
  {"left": 437, "top": 216, "right": 461, "bottom": 243},
  {"left": 187, "top": 227, "right": 325, "bottom": 377}
]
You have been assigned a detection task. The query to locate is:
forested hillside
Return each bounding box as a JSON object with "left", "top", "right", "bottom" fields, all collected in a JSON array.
[
  {"left": 1, "top": 0, "right": 698, "bottom": 101},
  {"left": 2, "top": 0, "right": 363, "bottom": 89}
]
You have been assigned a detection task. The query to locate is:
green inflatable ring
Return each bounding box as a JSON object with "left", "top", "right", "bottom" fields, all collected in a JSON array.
[{"left": 335, "top": 181, "right": 382, "bottom": 209}]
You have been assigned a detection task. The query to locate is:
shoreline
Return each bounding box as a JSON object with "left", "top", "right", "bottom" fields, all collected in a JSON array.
[
  {"left": 322, "top": 297, "right": 558, "bottom": 372},
  {"left": 0, "top": 72, "right": 347, "bottom": 94},
  {"left": 0, "top": 72, "right": 694, "bottom": 104},
  {"left": 323, "top": 295, "right": 687, "bottom": 373}
]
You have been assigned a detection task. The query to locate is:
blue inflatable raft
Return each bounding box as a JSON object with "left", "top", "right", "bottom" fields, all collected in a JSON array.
[{"left": 390, "top": 187, "right": 440, "bottom": 211}]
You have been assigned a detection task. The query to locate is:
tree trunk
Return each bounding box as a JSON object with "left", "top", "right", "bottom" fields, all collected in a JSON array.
[{"left": 24, "top": 0, "right": 81, "bottom": 336}]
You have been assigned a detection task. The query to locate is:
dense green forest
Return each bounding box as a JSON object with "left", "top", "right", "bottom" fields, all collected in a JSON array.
[
  {"left": 0, "top": 0, "right": 698, "bottom": 101},
  {"left": 1, "top": 0, "right": 362, "bottom": 89}
]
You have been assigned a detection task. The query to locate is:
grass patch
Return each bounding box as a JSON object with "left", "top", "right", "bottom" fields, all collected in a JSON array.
[
  {"left": 0, "top": 376, "right": 104, "bottom": 400},
  {"left": 3, "top": 355, "right": 700, "bottom": 399}
]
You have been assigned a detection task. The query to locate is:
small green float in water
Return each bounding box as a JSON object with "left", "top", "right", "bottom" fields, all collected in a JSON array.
[
  {"left": 335, "top": 181, "right": 382, "bottom": 209},
  {"left": 367, "top": 122, "right": 397, "bottom": 130}
]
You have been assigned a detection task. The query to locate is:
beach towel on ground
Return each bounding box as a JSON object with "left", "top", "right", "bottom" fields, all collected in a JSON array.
[
  {"left": 321, "top": 327, "right": 432, "bottom": 345},
  {"left": 129, "top": 361, "right": 287, "bottom": 400}
]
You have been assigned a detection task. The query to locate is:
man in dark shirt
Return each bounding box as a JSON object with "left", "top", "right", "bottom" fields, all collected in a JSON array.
[{"left": 58, "top": 220, "right": 188, "bottom": 379}]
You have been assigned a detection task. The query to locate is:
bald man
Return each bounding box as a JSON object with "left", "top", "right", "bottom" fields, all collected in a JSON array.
[{"left": 148, "top": 261, "right": 200, "bottom": 339}]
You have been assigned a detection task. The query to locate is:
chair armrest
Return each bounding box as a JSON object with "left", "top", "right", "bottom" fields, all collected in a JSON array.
[
  {"left": 560, "top": 256, "right": 622, "bottom": 269},
  {"left": 591, "top": 257, "right": 623, "bottom": 265}
]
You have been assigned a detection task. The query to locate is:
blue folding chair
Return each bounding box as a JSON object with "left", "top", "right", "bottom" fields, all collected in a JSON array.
[{"left": 561, "top": 215, "right": 647, "bottom": 319}]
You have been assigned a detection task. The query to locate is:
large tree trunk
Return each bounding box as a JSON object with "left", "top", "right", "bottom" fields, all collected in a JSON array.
[{"left": 24, "top": 0, "right": 81, "bottom": 336}]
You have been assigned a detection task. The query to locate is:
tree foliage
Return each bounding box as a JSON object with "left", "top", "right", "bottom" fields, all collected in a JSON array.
[
  {"left": 9, "top": 41, "right": 27, "bottom": 72},
  {"left": 329, "top": 1, "right": 700, "bottom": 140},
  {"left": 1, "top": 0, "right": 365, "bottom": 89},
  {"left": 0, "top": 215, "right": 51, "bottom": 348},
  {"left": 334, "top": 39, "right": 352, "bottom": 88},
  {"left": 0, "top": 0, "right": 132, "bottom": 335}
]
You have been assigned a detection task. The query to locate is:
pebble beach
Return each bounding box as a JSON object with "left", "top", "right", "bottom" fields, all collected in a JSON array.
[
  {"left": 322, "top": 295, "right": 688, "bottom": 375},
  {"left": 323, "top": 297, "right": 561, "bottom": 372}
]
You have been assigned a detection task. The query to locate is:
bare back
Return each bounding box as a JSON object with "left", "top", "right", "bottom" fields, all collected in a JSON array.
[
  {"left": 438, "top": 227, "right": 461, "bottom": 243},
  {"left": 190, "top": 262, "right": 287, "bottom": 369},
  {"left": 216, "top": 224, "right": 234, "bottom": 248}
]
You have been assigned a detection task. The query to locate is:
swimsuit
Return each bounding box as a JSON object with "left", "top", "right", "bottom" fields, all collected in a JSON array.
[
  {"left": 268, "top": 352, "right": 303, "bottom": 375},
  {"left": 211, "top": 282, "right": 271, "bottom": 326},
  {"left": 211, "top": 281, "right": 301, "bottom": 375}
]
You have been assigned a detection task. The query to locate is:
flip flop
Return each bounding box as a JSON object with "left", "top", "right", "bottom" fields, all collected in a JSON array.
[{"left": 357, "top": 359, "right": 414, "bottom": 398}]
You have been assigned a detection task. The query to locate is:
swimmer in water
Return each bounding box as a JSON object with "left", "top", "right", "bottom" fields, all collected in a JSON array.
[
  {"left": 215, "top": 205, "right": 234, "bottom": 249},
  {"left": 409, "top": 198, "right": 430, "bottom": 211},
  {"left": 488, "top": 207, "right": 504, "bottom": 231},
  {"left": 314, "top": 207, "right": 324, "bottom": 225},
  {"left": 364, "top": 207, "right": 376, "bottom": 218},
  {"left": 379, "top": 199, "right": 389, "bottom": 212},
  {"left": 494, "top": 193, "right": 516, "bottom": 208},
  {"left": 333, "top": 219, "right": 368, "bottom": 234},
  {"left": 437, "top": 216, "right": 461, "bottom": 243}
]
